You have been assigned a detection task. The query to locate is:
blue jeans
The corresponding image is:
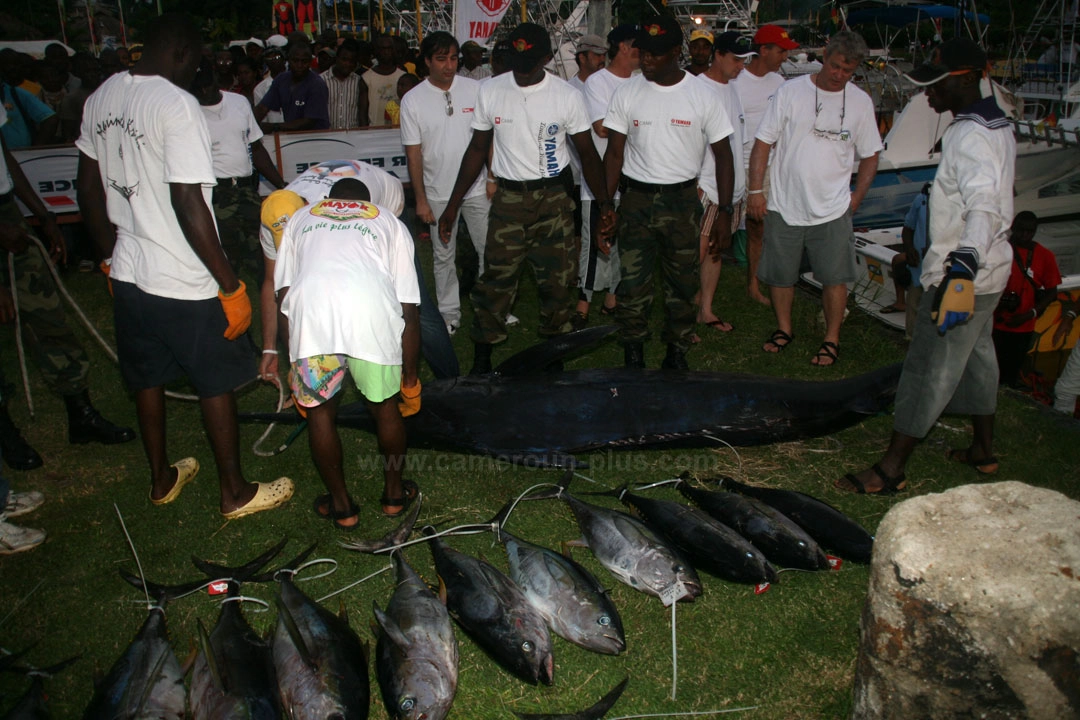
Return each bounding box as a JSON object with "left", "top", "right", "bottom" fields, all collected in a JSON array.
[{"left": 415, "top": 247, "right": 459, "bottom": 379}]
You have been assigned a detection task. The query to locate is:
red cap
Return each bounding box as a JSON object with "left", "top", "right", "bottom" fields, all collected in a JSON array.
[{"left": 753, "top": 24, "right": 799, "bottom": 50}]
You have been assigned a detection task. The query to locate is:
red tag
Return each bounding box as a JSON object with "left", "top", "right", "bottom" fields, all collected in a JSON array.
[
  {"left": 827, "top": 555, "right": 842, "bottom": 571},
  {"left": 208, "top": 581, "right": 229, "bottom": 595},
  {"left": 753, "top": 582, "right": 771, "bottom": 595}
]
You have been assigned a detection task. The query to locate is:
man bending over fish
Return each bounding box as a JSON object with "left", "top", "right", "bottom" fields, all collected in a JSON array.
[{"left": 274, "top": 178, "right": 421, "bottom": 526}]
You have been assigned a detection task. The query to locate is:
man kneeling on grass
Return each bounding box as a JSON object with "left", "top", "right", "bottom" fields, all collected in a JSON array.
[{"left": 274, "top": 178, "right": 421, "bottom": 528}]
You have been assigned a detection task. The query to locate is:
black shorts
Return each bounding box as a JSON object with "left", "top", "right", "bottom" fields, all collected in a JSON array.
[{"left": 113, "top": 280, "right": 254, "bottom": 397}]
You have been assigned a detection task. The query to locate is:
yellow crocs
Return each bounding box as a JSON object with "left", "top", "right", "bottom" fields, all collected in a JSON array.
[
  {"left": 222, "top": 477, "right": 295, "bottom": 520},
  {"left": 150, "top": 458, "right": 200, "bottom": 505}
]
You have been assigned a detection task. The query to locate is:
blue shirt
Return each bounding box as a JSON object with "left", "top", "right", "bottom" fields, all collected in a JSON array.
[
  {"left": 1, "top": 84, "right": 56, "bottom": 149},
  {"left": 903, "top": 192, "right": 929, "bottom": 287},
  {"left": 257, "top": 71, "right": 330, "bottom": 130}
]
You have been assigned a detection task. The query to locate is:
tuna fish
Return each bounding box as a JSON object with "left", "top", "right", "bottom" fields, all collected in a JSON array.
[
  {"left": 2, "top": 657, "right": 78, "bottom": 720},
  {"left": 676, "top": 481, "right": 830, "bottom": 571},
  {"left": 373, "top": 551, "right": 458, "bottom": 720}
]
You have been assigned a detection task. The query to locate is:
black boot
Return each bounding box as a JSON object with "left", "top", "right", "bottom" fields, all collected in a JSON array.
[
  {"left": 470, "top": 343, "right": 493, "bottom": 376},
  {"left": 624, "top": 343, "right": 645, "bottom": 369},
  {"left": 661, "top": 344, "right": 689, "bottom": 371},
  {"left": 0, "top": 404, "right": 43, "bottom": 471},
  {"left": 64, "top": 391, "right": 136, "bottom": 445}
]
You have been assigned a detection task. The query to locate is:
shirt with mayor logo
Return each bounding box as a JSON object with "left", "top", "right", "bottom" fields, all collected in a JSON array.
[
  {"left": 603, "top": 73, "right": 733, "bottom": 185},
  {"left": 471, "top": 71, "right": 591, "bottom": 182},
  {"left": 274, "top": 198, "right": 420, "bottom": 366}
]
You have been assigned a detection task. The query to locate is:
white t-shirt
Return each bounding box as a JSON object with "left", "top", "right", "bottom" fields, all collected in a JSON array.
[
  {"left": 76, "top": 72, "right": 219, "bottom": 300},
  {"left": 581, "top": 68, "right": 632, "bottom": 201},
  {"left": 472, "top": 72, "right": 591, "bottom": 181},
  {"left": 254, "top": 75, "right": 284, "bottom": 123},
  {"left": 604, "top": 73, "right": 733, "bottom": 185},
  {"left": 363, "top": 67, "right": 405, "bottom": 126},
  {"left": 259, "top": 159, "right": 404, "bottom": 259},
  {"left": 566, "top": 75, "right": 586, "bottom": 190},
  {"left": 200, "top": 91, "right": 262, "bottom": 179},
  {"left": 696, "top": 74, "right": 746, "bottom": 204},
  {"left": 732, "top": 69, "right": 785, "bottom": 169},
  {"left": 755, "top": 75, "right": 883, "bottom": 226},
  {"left": 275, "top": 198, "right": 420, "bottom": 365},
  {"left": 0, "top": 106, "right": 12, "bottom": 195},
  {"left": 399, "top": 76, "right": 485, "bottom": 202}
]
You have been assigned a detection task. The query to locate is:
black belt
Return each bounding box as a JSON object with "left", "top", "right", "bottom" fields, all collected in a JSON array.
[
  {"left": 496, "top": 175, "right": 566, "bottom": 192},
  {"left": 619, "top": 176, "right": 696, "bottom": 194},
  {"left": 0, "top": 190, "right": 13, "bottom": 205},
  {"left": 217, "top": 174, "right": 256, "bottom": 188}
]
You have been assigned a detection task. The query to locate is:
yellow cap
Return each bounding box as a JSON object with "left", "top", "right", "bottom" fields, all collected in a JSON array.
[{"left": 260, "top": 189, "right": 306, "bottom": 249}]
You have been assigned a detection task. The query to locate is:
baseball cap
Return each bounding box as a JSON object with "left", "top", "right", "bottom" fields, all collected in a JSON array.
[
  {"left": 689, "top": 29, "right": 714, "bottom": 44},
  {"left": 904, "top": 38, "right": 987, "bottom": 86},
  {"left": 260, "top": 190, "right": 307, "bottom": 250},
  {"left": 636, "top": 15, "right": 683, "bottom": 54},
  {"left": 607, "top": 23, "right": 638, "bottom": 49},
  {"left": 506, "top": 23, "right": 553, "bottom": 72},
  {"left": 266, "top": 34, "right": 288, "bottom": 49},
  {"left": 576, "top": 33, "right": 607, "bottom": 54},
  {"left": 713, "top": 31, "right": 755, "bottom": 58},
  {"left": 318, "top": 47, "right": 337, "bottom": 59},
  {"left": 752, "top": 24, "right": 799, "bottom": 50}
]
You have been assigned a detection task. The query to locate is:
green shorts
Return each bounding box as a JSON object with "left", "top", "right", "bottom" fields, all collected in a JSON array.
[{"left": 289, "top": 354, "right": 401, "bottom": 407}]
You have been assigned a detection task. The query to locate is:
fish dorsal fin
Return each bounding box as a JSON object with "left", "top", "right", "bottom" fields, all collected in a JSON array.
[
  {"left": 437, "top": 575, "right": 448, "bottom": 605},
  {"left": 372, "top": 603, "right": 410, "bottom": 650},
  {"left": 274, "top": 595, "right": 317, "bottom": 670},
  {"left": 338, "top": 599, "right": 350, "bottom": 626},
  {"left": 196, "top": 618, "right": 225, "bottom": 693}
]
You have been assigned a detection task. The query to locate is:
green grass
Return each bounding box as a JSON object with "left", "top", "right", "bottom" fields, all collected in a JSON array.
[{"left": 2, "top": 251, "right": 1078, "bottom": 719}]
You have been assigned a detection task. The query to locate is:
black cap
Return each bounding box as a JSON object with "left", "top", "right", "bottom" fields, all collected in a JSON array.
[
  {"left": 635, "top": 15, "right": 683, "bottom": 54},
  {"left": 904, "top": 38, "right": 987, "bottom": 87},
  {"left": 713, "top": 31, "right": 755, "bottom": 58},
  {"left": 506, "top": 23, "right": 553, "bottom": 72},
  {"left": 607, "top": 23, "right": 638, "bottom": 50}
]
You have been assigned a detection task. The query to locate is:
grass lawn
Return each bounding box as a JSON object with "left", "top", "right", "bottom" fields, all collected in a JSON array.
[{"left": 2, "top": 247, "right": 1078, "bottom": 719}]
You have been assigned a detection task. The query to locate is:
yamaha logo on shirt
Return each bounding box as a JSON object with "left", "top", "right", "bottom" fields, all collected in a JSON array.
[
  {"left": 546, "top": 123, "right": 560, "bottom": 136},
  {"left": 463, "top": 106, "right": 475, "bottom": 114},
  {"left": 670, "top": 118, "right": 691, "bottom": 127}
]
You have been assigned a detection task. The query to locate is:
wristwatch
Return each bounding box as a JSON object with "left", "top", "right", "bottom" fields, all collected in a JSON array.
[{"left": 719, "top": 205, "right": 734, "bottom": 215}]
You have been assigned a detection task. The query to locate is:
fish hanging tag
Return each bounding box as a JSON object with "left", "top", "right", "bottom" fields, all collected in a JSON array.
[
  {"left": 208, "top": 581, "right": 229, "bottom": 596},
  {"left": 753, "top": 581, "right": 771, "bottom": 595},
  {"left": 659, "top": 581, "right": 692, "bottom": 607},
  {"left": 827, "top": 555, "right": 843, "bottom": 571}
]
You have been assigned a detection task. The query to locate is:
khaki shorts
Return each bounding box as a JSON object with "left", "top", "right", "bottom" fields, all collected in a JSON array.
[{"left": 758, "top": 208, "right": 856, "bottom": 288}]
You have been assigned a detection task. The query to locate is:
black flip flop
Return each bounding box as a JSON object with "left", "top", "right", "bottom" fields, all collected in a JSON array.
[
  {"left": 312, "top": 493, "right": 362, "bottom": 530},
  {"left": 836, "top": 463, "right": 906, "bottom": 495},
  {"left": 380, "top": 479, "right": 419, "bottom": 518}
]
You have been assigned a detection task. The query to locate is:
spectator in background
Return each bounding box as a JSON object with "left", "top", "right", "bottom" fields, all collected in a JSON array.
[
  {"left": 383, "top": 72, "right": 419, "bottom": 124},
  {"left": 115, "top": 46, "right": 132, "bottom": 69},
  {"left": 316, "top": 46, "right": 336, "bottom": 75},
  {"left": 458, "top": 40, "right": 491, "bottom": 80},
  {"left": 234, "top": 57, "right": 261, "bottom": 108},
  {"left": 0, "top": 51, "right": 58, "bottom": 148},
  {"left": 255, "top": 40, "right": 330, "bottom": 132},
  {"left": 215, "top": 50, "right": 237, "bottom": 92},
  {"left": 364, "top": 34, "right": 405, "bottom": 126},
  {"left": 686, "top": 29, "right": 713, "bottom": 76},
  {"left": 44, "top": 43, "right": 80, "bottom": 95},
  {"left": 322, "top": 39, "right": 369, "bottom": 128},
  {"left": 1052, "top": 296, "right": 1080, "bottom": 416},
  {"left": 60, "top": 54, "right": 101, "bottom": 142}
]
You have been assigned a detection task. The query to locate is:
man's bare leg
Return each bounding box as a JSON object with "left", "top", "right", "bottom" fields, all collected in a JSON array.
[
  {"left": 198, "top": 392, "right": 257, "bottom": 514},
  {"left": 306, "top": 395, "right": 358, "bottom": 526},
  {"left": 746, "top": 216, "right": 771, "bottom": 306},
  {"left": 136, "top": 386, "right": 177, "bottom": 501},
  {"left": 813, "top": 283, "right": 848, "bottom": 366},
  {"left": 764, "top": 285, "right": 795, "bottom": 352},
  {"left": 367, "top": 397, "right": 408, "bottom": 515}
]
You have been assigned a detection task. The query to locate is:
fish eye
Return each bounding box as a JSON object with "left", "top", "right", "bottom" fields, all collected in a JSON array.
[
  {"left": 598, "top": 616, "right": 611, "bottom": 626},
  {"left": 521, "top": 640, "right": 534, "bottom": 653},
  {"left": 673, "top": 564, "right": 685, "bottom": 573},
  {"left": 399, "top": 697, "right": 415, "bottom": 712}
]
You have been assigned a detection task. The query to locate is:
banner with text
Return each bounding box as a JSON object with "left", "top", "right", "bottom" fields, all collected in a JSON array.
[{"left": 455, "top": 0, "right": 513, "bottom": 46}]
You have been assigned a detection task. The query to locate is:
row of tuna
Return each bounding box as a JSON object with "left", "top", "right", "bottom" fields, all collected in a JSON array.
[{"left": 4, "top": 475, "right": 873, "bottom": 719}]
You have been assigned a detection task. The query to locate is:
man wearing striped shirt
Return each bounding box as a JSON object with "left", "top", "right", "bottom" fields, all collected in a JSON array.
[{"left": 321, "top": 39, "right": 369, "bottom": 128}]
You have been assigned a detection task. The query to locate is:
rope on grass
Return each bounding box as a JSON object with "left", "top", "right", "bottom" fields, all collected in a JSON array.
[
  {"left": 610, "top": 707, "right": 760, "bottom": 718},
  {"left": 317, "top": 564, "right": 393, "bottom": 603},
  {"left": 701, "top": 432, "right": 744, "bottom": 474},
  {"left": 114, "top": 503, "right": 152, "bottom": 610}
]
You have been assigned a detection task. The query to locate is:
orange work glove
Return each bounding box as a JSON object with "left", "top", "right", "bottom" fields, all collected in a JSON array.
[
  {"left": 398, "top": 379, "right": 422, "bottom": 417},
  {"left": 218, "top": 280, "right": 252, "bottom": 340},
  {"left": 99, "top": 261, "right": 113, "bottom": 297}
]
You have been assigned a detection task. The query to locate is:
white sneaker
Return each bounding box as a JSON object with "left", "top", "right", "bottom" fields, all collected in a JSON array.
[
  {"left": 505, "top": 313, "right": 520, "bottom": 327},
  {"left": 4, "top": 490, "right": 44, "bottom": 518},
  {"left": 0, "top": 517, "right": 46, "bottom": 555}
]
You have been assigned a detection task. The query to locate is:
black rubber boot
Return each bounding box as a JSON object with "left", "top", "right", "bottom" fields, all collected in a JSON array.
[
  {"left": 0, "top": 404, "right": 43, "bottom": 471},
  {"left": 64, "top": 391, "right": 137, "bottom": 445},
  {"left": 661, "top": 344, "right": 689, "bottom": 371},
  {"left": 470, "top": 343, "right": 494, "bottom": 376},
  {"left": 624, "top": 343, "right": 645, "bottom": 369}
]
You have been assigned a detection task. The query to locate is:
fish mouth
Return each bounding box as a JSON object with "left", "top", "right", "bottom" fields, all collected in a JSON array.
[{"left": 539, "top": 653, "right": 555, "bottom": 686}]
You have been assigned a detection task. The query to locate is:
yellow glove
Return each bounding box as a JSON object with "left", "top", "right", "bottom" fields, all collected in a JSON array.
[
  {"left": 218, "top": 281, "right": 252, "bottom": 340},
  {"left": 931, "top": 277, "right": 975, "bottom": 335},
  {"left": 398, "top": 379, "right": 422, "bottom": 417}
]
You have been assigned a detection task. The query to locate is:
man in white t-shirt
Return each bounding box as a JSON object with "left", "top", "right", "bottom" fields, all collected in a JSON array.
[
  {"left": 748, "top": 30, "right": 882, "bottom": 367},
  {"left": 76, "top": 13, "right": 293, "bottom": 520},
  {"left": 401, "top": 31, "right": 487, "bottom": 337},
  {"left": 253, "top": 45, "right": 286, "bottom": 125},
  {"left": 604, "top": 15, "right": 735, "bottom": 370},
  {"left": 576, "top": 24, "right": 639, "bottom": 324},
  {"left": 191, "top": 59, "right": 285, "bottom": 281},
  {"left": 275, "top": 178, "right": 420, "bottom": 523},
  {"left": 733, "top": 23, "right": 797, "bottom": 307},
  {"left": 696, "top": 32, "right": 754, "bottom": 335},
  {"left": 438, "top": 23, "right": 615, "bottom": 375}
]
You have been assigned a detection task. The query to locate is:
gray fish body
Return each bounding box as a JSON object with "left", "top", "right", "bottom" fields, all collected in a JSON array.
[
  {"left": 617, "top": 492, "right": 778, "bottom": 585},
  {"left": 497, "top": 528, "right": 625, "bottom": 656},
  {"left": 82, "top": 608, "right": 185, "bottom": 720},
  {"left": 427, "top": 534, "right": 554, "bottom": 685},
  {"left": 190, "top": 601, "right": 280, "bottom": 720},
  {"left": 271, "top": 577, "right": 369, "bottom": 720},
  {"left": 4, "top": 676, "right": 49, "bottom": 720},
  {"left": 373, "top": 553, "right": 458, "bottom": 720},
  {"left": 561, "top": 493, "right": 702, "bottom": 600},
  {"left": 678, "top": 484, "right": 829, "bottom": 571}
]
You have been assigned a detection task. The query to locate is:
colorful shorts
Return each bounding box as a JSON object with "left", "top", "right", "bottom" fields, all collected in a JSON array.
[{"left": 289, "top": 354, "right": 401, "bottom": 407}]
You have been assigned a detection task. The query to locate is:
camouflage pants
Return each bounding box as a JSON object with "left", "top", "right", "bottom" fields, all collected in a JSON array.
[
  {"left": 614, "top": 185, "right": 701, "bottom": 350},
  {"left": 212, "top": 181, "right": 263, "bottom": 282},
  {"left": 471, "top": 185, "right": 578, "bottom": 344},
  {"left": 0, "top": 200, "right": 90, "bottom": 395}
]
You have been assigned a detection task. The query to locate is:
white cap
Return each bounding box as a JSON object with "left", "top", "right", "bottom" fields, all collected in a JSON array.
[{"left": 266, "top": 34, "right": 288, "bottom": 49}]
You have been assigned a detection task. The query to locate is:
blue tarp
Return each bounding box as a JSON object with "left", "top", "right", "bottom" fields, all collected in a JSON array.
[{"left": 846, "top": 5, "right": 990, "bottom": 28}]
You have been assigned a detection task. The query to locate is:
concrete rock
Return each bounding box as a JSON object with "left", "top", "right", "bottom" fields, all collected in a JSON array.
[{"left": 853, "top": 481, "right": 1080, "bottom": 719}]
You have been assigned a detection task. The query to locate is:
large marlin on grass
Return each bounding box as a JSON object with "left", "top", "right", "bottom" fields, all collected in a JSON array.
[{"left": 239, "top": 328, "right": 902, "bottom": 468}]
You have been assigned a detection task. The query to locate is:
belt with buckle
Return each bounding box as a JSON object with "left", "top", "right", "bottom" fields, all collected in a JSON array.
[
  {"left": 218, "top": 175, "right": 255, "bottom": 188},
  {"left": 619, "top": 176, "right": 696, "bottom": 194},
  {"left": 496, "top": 175, "right": 565, "bottom": 192}
]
